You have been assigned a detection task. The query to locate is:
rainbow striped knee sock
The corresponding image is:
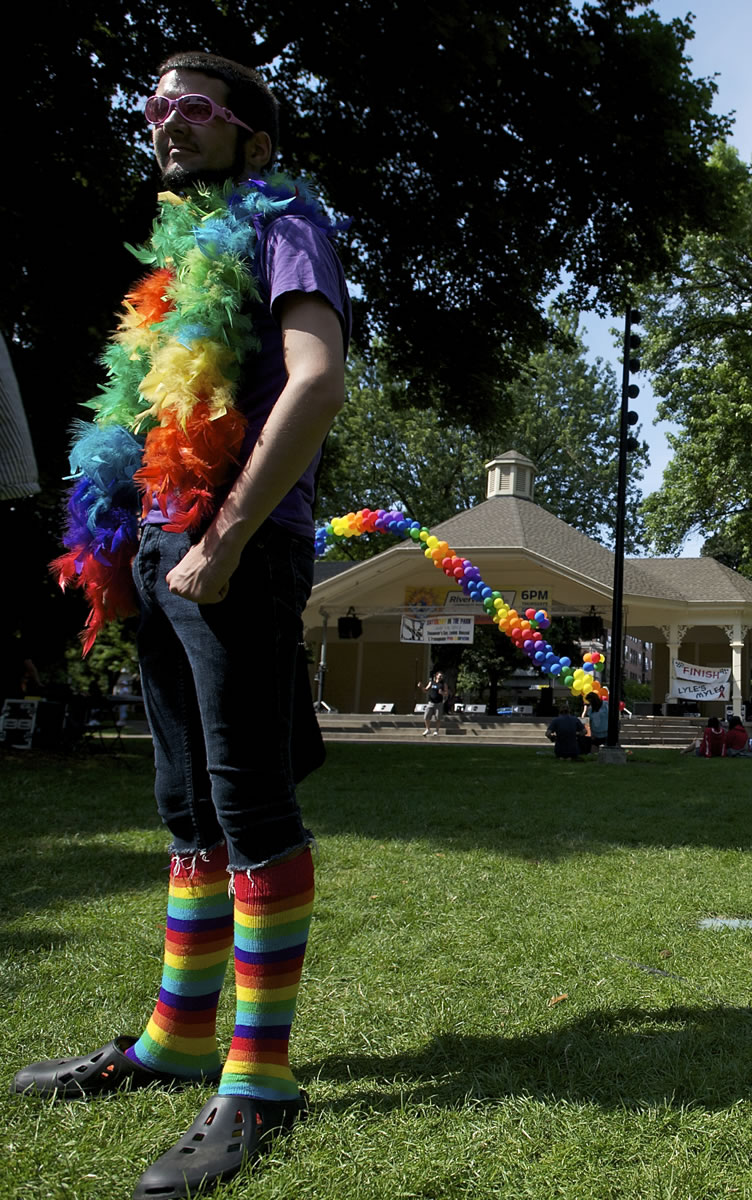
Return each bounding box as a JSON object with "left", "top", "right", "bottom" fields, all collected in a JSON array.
[
  {"left": 218, "top": 848, "right": 314, "bottom": 1101},
  {"left": 126, "top": 843, "right": 233, "bottom": 1079}
]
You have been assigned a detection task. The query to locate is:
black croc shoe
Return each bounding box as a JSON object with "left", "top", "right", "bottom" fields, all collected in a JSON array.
[
  {"left": 132, "top": 1091, "right": 308, "bottom": 1199},
  {"left": 11, "top": 1037, "right": 222, "bottom": 1100}
]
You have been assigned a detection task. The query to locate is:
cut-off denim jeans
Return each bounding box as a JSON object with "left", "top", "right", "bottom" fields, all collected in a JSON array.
[{"left": 132, "top": 520, "right": 315, "bottom": 871}]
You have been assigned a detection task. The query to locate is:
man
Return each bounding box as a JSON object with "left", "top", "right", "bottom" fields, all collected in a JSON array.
[
  {"left": 13, "top": 52, "right": 350, "bottom": 1199},
  {"left": 546, "top": 705, "right": 586, "bottom": 760},
  {"left": 420, "top": 669, "right": 449, "bottom": 735}
]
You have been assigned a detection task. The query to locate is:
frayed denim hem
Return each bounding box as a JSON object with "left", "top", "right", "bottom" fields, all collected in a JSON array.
[
  {"left": 226, "top": 834, "right": 316, "bottom": 883},
  {"left": 167, "top": 839, "right": 227, "bottom": 878}
]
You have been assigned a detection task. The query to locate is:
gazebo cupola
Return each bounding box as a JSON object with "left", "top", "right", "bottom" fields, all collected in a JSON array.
[{"left": 485, "top": 450, "right": 536, "bottom": 501}]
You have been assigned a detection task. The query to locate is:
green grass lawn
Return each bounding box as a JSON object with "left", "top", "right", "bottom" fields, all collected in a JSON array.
[{"left": 3, "top": 741, "right": 752, "bottom": 1199}]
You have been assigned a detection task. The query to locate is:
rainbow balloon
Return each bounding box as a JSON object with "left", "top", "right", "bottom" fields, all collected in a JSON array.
[{"left": 315, "top": 508, "right": 608, "bottom": 701}]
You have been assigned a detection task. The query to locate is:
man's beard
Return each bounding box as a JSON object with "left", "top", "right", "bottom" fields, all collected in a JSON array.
[
  {"left": 159, "top": 138, "right": 255, "bottom": 191},
  {"left": 160, "top": 162, "right": 237, "bottom": 189}
]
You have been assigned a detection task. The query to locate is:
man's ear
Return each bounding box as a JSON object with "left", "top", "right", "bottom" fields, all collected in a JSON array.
[{"left": 243, "top": 131, "right": 273, "bottom": 173}]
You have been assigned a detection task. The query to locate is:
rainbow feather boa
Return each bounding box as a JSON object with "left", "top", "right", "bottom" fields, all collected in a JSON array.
[{"left": 54, "top": 174, "right": 339, "bottom": 652}]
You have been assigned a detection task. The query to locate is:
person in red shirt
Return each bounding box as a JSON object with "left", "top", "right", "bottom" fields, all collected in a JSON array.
[
  {"left": 697, "top": 716, "right": 725, "bottom": 756},
  {"left": 724, "top": 715, "right": 752, "bottom": 757}
]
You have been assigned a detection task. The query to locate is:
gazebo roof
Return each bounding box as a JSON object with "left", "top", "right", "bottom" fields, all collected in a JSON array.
[
  {"left": 427, "top": 494, "right": 638, "bottom": 592},
  {"left": 312, "top": 494, "right": 752, "bottom": 607},
  {"left": 628, "top": 556, "right": 752, "bottom": 604}
]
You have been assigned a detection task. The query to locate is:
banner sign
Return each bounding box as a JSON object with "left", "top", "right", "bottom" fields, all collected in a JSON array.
[
  {"left": 671, "top": 680, "right": 730, "bottom": 702},
  {"left": 672, "top": 659, "right": 730, "bottom": 684},
  {"left": 404, "top": 586, "right": 549, "bottom": 613},
  {"left": 400, "top": 615, "right": 475, "bottom": 644}
]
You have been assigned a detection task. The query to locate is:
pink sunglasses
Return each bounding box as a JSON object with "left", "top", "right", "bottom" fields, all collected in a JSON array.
[{"left": 144, "top": 93, "right": 255, "bottom": 135}]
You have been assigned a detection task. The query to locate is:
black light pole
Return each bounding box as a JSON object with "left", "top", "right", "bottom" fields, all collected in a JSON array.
[{"left": 607, "top": 308, "right": 641, "bottom": 748}]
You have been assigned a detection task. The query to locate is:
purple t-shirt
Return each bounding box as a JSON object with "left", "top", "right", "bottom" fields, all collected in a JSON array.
[{"left": 144, "top": 213, "right": 350, "bottom": 537}]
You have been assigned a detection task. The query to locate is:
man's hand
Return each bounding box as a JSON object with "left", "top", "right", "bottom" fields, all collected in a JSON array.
[{"left": 166, "top": 534, "right": 242, "bottom": 605}]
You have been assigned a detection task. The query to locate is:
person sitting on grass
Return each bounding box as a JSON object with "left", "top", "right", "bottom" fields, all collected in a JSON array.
[
  {"left": 546, "top": 704, "right": 586, "bottom": 760},
  {"left": 696, "top": 715, "right": 725, "bottom": 757},
  {"left": 679, "top": 721, "right": 704, "bottom": 755},
  {"left": 724, "top": 715, "right": 752, "bottom": 757}
]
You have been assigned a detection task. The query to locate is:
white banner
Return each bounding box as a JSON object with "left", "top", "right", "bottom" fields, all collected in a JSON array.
[
  {"left": 671, "top": 680, "right": 731, "bottom": 702},
  {"left": 672, "top": 659, "right": 730, "bottom": 684},
  {"left": 399, "top": 615, "right": 475, "bottom": 644}
]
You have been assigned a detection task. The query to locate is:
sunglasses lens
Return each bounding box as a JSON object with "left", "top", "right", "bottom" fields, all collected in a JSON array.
[
  {"left": 178, "top": 95, "right": 215, "bottom": 123},
  {"left": 144, "top": 95, "right": 170, "bottom": 124}
]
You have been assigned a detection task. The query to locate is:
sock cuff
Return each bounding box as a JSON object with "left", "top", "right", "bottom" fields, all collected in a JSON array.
[{"left": 232, "top": 847, "right": 314, "bottom": 903}]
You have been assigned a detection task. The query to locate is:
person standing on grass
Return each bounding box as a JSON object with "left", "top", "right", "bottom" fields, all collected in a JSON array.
[
  {"left": 582, "top": 692, "right": 609, "bottom": 748},
  {"left": 12, "top": 51, "right": 350, "bottom": 1200},
  {"left": 421, "top": 670, "right": 449, "bottom": 736}
]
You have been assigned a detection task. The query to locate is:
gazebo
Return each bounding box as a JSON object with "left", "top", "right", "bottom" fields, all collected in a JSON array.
[{"left": 304, "top": 451, "right": 752, "bottom": 716}]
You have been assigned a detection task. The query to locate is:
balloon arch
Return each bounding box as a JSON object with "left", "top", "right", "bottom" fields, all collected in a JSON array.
[{"left": 315, "top": 508, "right": 608, "bottom": 702}]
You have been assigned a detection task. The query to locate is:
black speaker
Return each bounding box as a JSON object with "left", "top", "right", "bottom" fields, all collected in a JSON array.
[
  {"left": 338, "top": 608, "right": 362, "bottom": 639},
  {"left": 580, "top": 609, "right": 604, "bottom": 640}
]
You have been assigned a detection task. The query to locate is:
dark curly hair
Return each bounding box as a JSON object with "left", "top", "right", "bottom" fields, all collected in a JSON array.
[{"left": 156, "top": 51, "right": 280, "bottom": 161}]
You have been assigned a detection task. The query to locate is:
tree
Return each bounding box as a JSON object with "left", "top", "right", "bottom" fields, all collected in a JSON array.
[
  {"left": 503, "top": 315, "right": 650, "bottom": 552},
  {"left": 456, "top": 628, "right": 520, "bottom": 713},
  {"left": 700, "top": 532, "right": 752, "bottom": 580},
  {"left": 315, "top": 348, "right": 490, "bottom": 559},
  {"left": 636, "top": 144, "right": 752, "bottom": 557},
  {"left": 456, "top": 619, "right": 583, "bottom": 713},
  {"left": 317, "top": 315, "right": 649, "bottom": 555},
  {"left": 8, "top": 2, "right": 732, "bottom": 432},
  {"left": 64, "top": 618, "right": 139, "bottom": 697},
  {"left": 5, "top": 0, "right": 727, "bottom": 665},
  {"left": 623, "top": 679, "right": 650, "bottom": 705}
]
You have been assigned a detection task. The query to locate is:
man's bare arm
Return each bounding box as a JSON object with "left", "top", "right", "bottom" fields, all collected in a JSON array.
[{"left": 166, "top": 292, "right": 345, "bottom": 603}]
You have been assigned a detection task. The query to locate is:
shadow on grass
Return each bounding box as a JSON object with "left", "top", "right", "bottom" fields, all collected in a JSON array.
[
  {"left": 0, "top": 740, "right": 170, "bottom": 920},
  {"left": 305, "top": 1004, "right": 752, "bottom": 1113},
  {"left": 1, "top": 929, "right": 73, "bottom": 952},
  {"left": 0, "top": 845, "right": 169, "bottom": 925},
  {"left": 0, "top": 741, "right": 157, "bottom": 837},
  {"left": 301, "top": 745, "right": 752, "bottom": 856},
  {"left": 4, "top": 742, "right": 752, "bottom": 889}
]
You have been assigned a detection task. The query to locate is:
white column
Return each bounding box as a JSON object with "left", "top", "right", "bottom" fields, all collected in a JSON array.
[
  {"left": 661, "top": 624, "right": 688, "bottom": 709},
  {"left": 723, "top": 623, "right": 748, "bottom": 718}
]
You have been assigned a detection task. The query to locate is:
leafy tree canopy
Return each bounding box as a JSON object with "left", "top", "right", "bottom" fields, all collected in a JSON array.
[
  {"left": 64, "top": 618, "right": 140, "bottom": 696},
  {"left": 4, "top": 1, "right": 727, "bottom": 667},
  {"left": 318, "top": 312, "right": 649, "bottom": 556},
  {"left": 700, "top": 532, "right": 752, "bottom": 580},
  {"left": 636, "top": 143, "right": 752, "bottom": 557},
  {"left": 8, "top": 0, "right": 733, "bottom": 450}
]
